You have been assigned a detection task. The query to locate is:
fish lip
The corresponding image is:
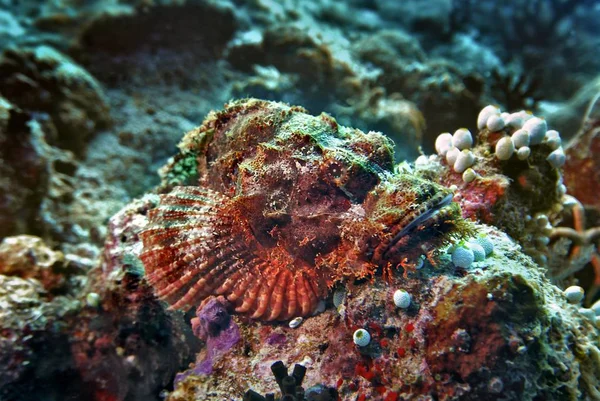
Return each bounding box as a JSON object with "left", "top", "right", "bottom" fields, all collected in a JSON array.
[{"left": 386, "top": 192, "right": 454, "bottom": 248}]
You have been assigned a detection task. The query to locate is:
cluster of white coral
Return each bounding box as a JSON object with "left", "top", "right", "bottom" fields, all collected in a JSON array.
[
  {"left": 483, "top": 105, "right": 565, "bottom": 168},
  {"left": 434, "top": 105, "right": 567, "bottom": 184},
  {"left": 435, "top": 128, "right": 477, "bottom": 179},
  {"left": 450, "top": 235, "right": 494, "bottom": 269}
]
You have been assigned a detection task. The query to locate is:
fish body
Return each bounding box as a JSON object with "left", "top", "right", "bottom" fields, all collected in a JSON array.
[{"left": 140, "top": 99, "right": 466, "bottom": 320}]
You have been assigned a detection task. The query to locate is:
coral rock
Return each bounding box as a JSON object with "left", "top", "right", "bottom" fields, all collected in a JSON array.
[
  {"left": 0, "top": 98, "right": 50, "bottom": 238},
  {"left": 0, "top": 235, "right": 83, "bottom": 394},
  {"left": 0, "top": 235, "right": 73, "bottom": 293},
  {"left": 0, "top": 46, "right": 110, "bottom": 155}
]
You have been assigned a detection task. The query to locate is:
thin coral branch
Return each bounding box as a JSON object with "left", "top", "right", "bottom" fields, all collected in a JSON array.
[
  {"left": 549, "top": 227, "right": 600, "bottom": 245},
  {"left": 549, "top": 194, "right": 600, "bottom": 291},
  {"left": 549, "top": 227, "right": 586, "bottom": 244},
  {"left": 580, "top": 91, "right": 600, "bottom": 132},
  {"left": 588, "top": 227, "right": 600, "bottom": 243}
]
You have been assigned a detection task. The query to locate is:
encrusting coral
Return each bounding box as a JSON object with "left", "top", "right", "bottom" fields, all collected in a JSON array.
[{"left": 140, "top": 98, "right": 471, "bottom": 321}]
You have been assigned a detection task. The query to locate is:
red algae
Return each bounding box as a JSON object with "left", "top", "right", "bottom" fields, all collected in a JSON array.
[{"left": 384, "top": 391, "right": 399, "bottom": 401}]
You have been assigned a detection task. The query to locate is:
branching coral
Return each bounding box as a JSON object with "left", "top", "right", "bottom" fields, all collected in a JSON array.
[
  {"left": 490, "top": 68, "right": 542, "bottom": 112},
  {"left": 549, "top": 198, "right": 600, "bottom": 275},
  {"left": 547, "top": 95, "right": 600, "bottom": 304}
]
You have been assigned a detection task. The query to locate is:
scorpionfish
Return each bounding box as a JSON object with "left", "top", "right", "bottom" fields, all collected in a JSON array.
[{"left": 140, "top": 99, "right": 468, "bottom": 321}]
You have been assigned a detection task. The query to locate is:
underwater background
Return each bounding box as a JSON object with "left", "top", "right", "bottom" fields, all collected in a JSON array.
[{"left": 1, "top": 0, "right": 600, "bottom": 400}]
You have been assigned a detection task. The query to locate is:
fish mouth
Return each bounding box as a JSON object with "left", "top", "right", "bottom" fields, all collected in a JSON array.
[{"left": 372, "top": 192, "right": 456, "bottom": 263}]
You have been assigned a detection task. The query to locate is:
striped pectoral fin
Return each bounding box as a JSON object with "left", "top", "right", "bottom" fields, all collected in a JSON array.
[
  {"left": 232, "top": 260, "right": 275, "bottom": 315},
  {"left": 235, "top": 275, "right": 264, "bottom": 313},
  {"left": 282, "top": 273, "right": 298, "bottom": 320},
  {"left": 250, "top": 268, "right": 283, "bottom": 319},
  {"left": 224, "top": 257, "right": 316, "bottom": 321},
  {"left": 264, "top": 270, "right": 290, "bottom": 321},
  {"left": 139, "top": 185, "right": 250, "bottom": 311},
  {"left": 139, "top": 185, "right": 332, "bottom": 319},
  {"left": 296, "top": 275, "right": 313, "bottom": 316}
]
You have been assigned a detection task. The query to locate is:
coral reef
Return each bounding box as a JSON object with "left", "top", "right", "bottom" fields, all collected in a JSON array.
[
  {"left": 423, "top": 106, "right": 566, "bottom": 266},
  {"left": 0, "top": 96, "right": 89, "bottom": 244},
  {"left": 94, "top": 100, "right": 597, "bottom": 401},
  {"left": 547, "top": 196, "right": 600, "bottom": 303},
  {"left": 0, "top": 94, "right": 123, "bottom": 255},
  {"left": 553, "top": 98, "right": 600, "bottom": 303},
  {"left": 38, "top": 194, "right": 197, "bottom": 401},
  {"left": 450, "top": 0, "right": 600, "bottom": 101},
  {"left": 563, "top": 95, "right": 600, "bottom": 210},
  {"left": 0, "top": 200, "right": 198, "bottom": 401},
  {"left": 351, "top": 29, "right": 484, "bottom": 149},
  {"left": 226, "top": 24, "right": 427, "bottom": 159},
  {"left": 0, "top": 97, "right": 51, "bottom": 238},
  {"left": 0, "top": 235, "right": 84, "bottom": 400},
  {"left": 67, "top": 265, "right": 195, "bottom": 401},
  {"left": 0, "top": 235, "right": 84, "bottom": 293},
  {"left": 0, "top": 0, "right": 599, "bottom": 400},
  {"left": 425, "top": 103, "right": 600, "bottom": 308}
]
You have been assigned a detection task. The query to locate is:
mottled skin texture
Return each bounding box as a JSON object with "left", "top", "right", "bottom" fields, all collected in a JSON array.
[{"left": 141, "top": 99, "right": 468, "bottom": 321}]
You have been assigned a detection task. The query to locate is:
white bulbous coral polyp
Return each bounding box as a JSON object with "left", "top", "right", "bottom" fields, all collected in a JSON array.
[{"left": 353, "top": 328, "right": 371, "bottom": 347}]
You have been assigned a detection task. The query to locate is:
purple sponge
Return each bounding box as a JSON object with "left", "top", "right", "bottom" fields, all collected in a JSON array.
[{"left": 176, "top": 297, "right": 240, "bottom": 381}]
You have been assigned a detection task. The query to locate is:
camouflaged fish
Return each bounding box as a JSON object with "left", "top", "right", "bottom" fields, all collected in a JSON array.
[{"left": 140, "top": 99, "right": 467, "bottom": 321}]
